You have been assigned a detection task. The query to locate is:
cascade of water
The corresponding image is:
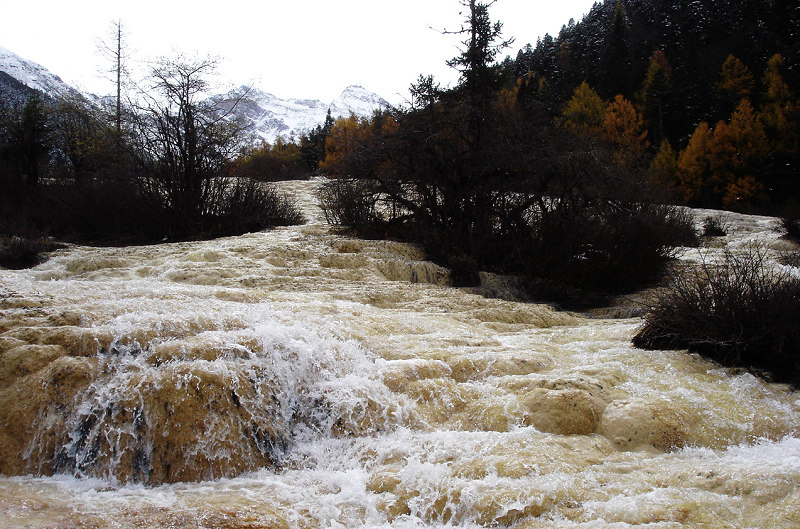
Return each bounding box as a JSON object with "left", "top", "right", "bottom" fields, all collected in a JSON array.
[{"left": 1, "top": 179, "right": 798, "bottom": 528}]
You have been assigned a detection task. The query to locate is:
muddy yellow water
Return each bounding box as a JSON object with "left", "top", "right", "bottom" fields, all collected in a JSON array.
[{"left": 1, "top": 180, "right": 798, "bottom": 528}]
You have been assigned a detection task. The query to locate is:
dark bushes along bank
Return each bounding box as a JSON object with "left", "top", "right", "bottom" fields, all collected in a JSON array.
[{"left": 633, "top": 244, "right": 800, "bottom": 387}]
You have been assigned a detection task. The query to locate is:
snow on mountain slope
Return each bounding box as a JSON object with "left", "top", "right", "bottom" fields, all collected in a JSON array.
[
  {"left": 330, "top": 85, "right": 389, "bottom": 119},
  {"left": 0, "top": 44, "right": 79, "bottom": 99},
  {"left": 1, "top": 45, "right": 388, "bottom": 143},
  {"left": 218, "top": 85, "right": 389, "bottom": 144}
]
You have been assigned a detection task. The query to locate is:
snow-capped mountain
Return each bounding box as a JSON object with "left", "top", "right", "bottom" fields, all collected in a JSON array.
[
  {"left": 0, "top": 44, "right": 79, "bottom": 101},
  {"left": 1, "top": 45, "right": 388, "bottom": 142},
  {"left": 216, "top": 85, "right": 390, "bottom": 143}
]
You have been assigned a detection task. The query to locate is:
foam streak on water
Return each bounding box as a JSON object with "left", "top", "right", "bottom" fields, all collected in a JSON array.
[{"left": 1, "top": 179, "right": 799, "bottom": 528}]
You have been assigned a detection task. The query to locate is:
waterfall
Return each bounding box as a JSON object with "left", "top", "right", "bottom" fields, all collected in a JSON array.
[{"left": 1, "top": 179, "right": 798, "bottom": 528}]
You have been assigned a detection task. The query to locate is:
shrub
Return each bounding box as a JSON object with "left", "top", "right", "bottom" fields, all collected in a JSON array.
[
  {"left": 317, "top": 178, "right": 383, "bottom": 233},
  {"left": 633, "top": 244, "right": 800, "bottom": 386},
  {"left": 778, "top": 248, "right": 800, "bottom": 268},
  {"left": 1, "top": 177, "right": 304, "bottom": 246},
  {"left": 208, "top": 178, "right": 305, "bottom": 235},
  {"left": 514, "top": 200, "right": 698, "bottom": 299},
  {"left": 318, "top": 174, "right": 698, "bottom": 302},
  {"left": 0, "top": 236, "right": 64, "bottom": 269},
  {"left": 589, "top": 202, "right": 698, "bottom": 290},
  {"left": 780, "top": 202, "right": 800, "bottom": 241},
  {"left": 41, "top": 181, "right": 170, "bottom": 244},
  {"left": 701, "top": 215, "right": 729, "bottom": 237}
]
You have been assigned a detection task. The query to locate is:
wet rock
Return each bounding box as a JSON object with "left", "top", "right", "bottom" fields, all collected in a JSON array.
[
  {"left": 597, "top": 399, "right": 688, "bottom": 452},
  {"left": 521, "top": 388, "right": 606, "bottom": 435}
]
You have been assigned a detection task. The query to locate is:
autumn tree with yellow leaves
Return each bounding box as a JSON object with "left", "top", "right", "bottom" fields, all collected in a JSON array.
[
  {"left": 602, "top": 94, "right": 648, "bottom": 166},
  {"left": 677, "top": 122, "right": 715, "bottom": 204},
  {"left": 562, "top": 86, "right": 648, "bottom": 168},
  {"left": 230, "top": 137, "right": 308, "bottom": 182},
  {"left": 319, "top": 114, "right": 399, "bottom": 181},
  {"left": 717, "top": 55, "right": 755, "bottom": 112},
  {"left": 562, "top": 81, "right": 606, "bottom": 136},
  {"left": 672, "top": 51, "right": 799, "bottom": 210},
  {"left": 761, "top": 54, "right": 798, "bottom": 156},
  {"left": 677, "top": 99, "right": 769, "bottom": 208},
  {"left": 647, "top": 139, "right": 679, "bottom": 192},
  {"left": 714, "top": 99, "right": 769, "bottom": 207},
  {"left": 319, "top": 115, "right": 369, "bottom": 178}
]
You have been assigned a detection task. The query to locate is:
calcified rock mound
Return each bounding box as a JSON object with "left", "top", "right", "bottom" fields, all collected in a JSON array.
[{"left": 0, "top": 308, "right": 404, "bottom": 484}]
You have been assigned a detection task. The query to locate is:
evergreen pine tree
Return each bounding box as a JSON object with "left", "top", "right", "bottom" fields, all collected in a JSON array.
[
  {"left": 16, "top": 94, "right": 50, "bottom": 188},
  {"left": 446, "top": 0, "right": 513, "bottom": 144},
  {"left": 637, "top": 51, "right": 673, "bottom": 146},
  {"left": 598, "top": 1, "right": 631, "bottom": 98},
  {"left": 302, "top": 109, "right": 335, "bottom": 172}
]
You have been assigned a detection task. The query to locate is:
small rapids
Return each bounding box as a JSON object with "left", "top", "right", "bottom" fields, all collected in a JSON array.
[{"left": 1, "top": 179, "right": 799, "bottom": 528}]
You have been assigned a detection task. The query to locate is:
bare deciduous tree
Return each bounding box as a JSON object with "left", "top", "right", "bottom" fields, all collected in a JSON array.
[
  {"left": 97, "top": 20, "right": 130, "bottom": 136},
  {"left": 127, "top": 56, "right": 248, "bottom": 232}
]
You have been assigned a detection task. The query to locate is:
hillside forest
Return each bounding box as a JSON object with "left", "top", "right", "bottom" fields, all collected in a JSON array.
[{"left": 512, "top": 0, "right": 799, "bottom": 212}]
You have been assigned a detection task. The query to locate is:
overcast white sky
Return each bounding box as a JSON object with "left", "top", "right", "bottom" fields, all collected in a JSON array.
[{"left": 2, "top": 0, "right": 598, "bottom": 105}]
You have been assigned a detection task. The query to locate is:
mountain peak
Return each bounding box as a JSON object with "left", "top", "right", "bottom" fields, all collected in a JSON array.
[
  {"left": 219, "top": 84, "right": 389, "bottom": 144},
  {"left": 0, "top": 44, "right": 78, "bottom": 99},
  {"left": 328, "top": 85, "right": 389, "bottom": 123},
  {"left": 337, "top": 84, "right": 387, "bottom": 101},
  {"left": 339, "top": 84, "right": 368, "bottom": 96}
]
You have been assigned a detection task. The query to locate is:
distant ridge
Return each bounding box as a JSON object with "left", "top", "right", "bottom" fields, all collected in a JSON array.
[{"left": 215, "top": 84, "right": 390, "bottom": 143}]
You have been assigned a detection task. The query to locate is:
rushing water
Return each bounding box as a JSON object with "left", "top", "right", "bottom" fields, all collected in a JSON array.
[{"left": 1, "top": 180, "right": 799, "bottom": 528}]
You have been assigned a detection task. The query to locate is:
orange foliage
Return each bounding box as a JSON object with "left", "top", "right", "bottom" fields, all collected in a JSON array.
[
  {"left": 717, "top": 55, "right": 755, "bottom": 104},
  {"left": 677, "top": 121, "right": 714, "bottom": 203},
  {"left": 649, "top": 50, "right": 672, "bottom": 76},
  {"left": 602, "top": 94, "right": 649, "bottom": 164},
  {"left": 230, "top": 138, "right": 306, "bottom": 181},
  {"left": 723, "top": 99, "right": 769, "bottom": 162},
  {"left": 319, "top": 115, "right": 370, "bottom": 177},
  {"left": 723, "top": 175, "right": 765, "bottom": 208},
  {"left": 760, "top": 54, "right": 798, "bottom": 154},
  {"left": 320, "top": 113, "right": 398, "bottom": 179},
  {"left": 716, "top": 99, "right": 768, "bottom": 206},
  {"left": 677, "top": 99, "right": 768, "bottom": 207},
  {"left": 495, "top": 80, "right": 520, "bottom": 112}
]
